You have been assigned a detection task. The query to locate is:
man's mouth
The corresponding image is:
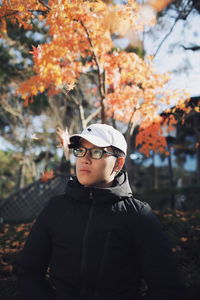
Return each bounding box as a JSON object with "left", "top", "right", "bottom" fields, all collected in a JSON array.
[{"left": 79, "top": 169, "right": 91, "bottom": 173}]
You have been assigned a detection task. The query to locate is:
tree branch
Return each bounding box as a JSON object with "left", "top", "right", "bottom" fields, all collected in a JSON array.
[
  {"left": 0, "top": 98, "right": 23, "bottom": 120},
  {"left": 78, "top": 102, "right": 87, "bottom": 129},
  {"left": 153, "top": 5, "right": 193, "bottom": 57},
  {"left": 102, "top": 69, "right": 106, "bottom": 95},
  {"left": 153, "top": 16, "right": 180, "bottom": 57},
  {"left": 77, "top": 20, "right": 104, "bottom": 97},
  {"left": 1, "top": 11, "right": 19, "bottom": 19},
  {"left": 75, "top": 19, "right": 106, "bottom": 123},
  {"left": 1, "top": 0, "right": 50, "bottom": 19},
  {"left": 125, "top": 108, "right": 137, "bottom": 136},
  {"left": 181, "top": 45, "right": 200, "bottom": 51},
  {"left": 62, "top": 87, "right": 78, "bottom": 106},
  {"left": 85, "top": 107, "right": 101, "bottom": 124},
  {"left": 38, "top": 0, "right": 51, "bottom": 11}
]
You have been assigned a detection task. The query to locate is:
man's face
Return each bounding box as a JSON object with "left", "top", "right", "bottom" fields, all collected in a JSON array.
[{"left": 75, "top": 139, "right": 118, "bottom": 188}]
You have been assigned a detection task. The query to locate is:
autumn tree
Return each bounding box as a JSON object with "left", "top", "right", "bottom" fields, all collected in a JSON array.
[{"left": 0, "top": 0, "right": 191, "bottom": 183}]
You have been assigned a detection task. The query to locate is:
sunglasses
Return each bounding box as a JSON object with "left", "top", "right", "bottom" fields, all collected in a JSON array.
[{"left": 73, "top": 146, "right": 118, "bottom": 160}]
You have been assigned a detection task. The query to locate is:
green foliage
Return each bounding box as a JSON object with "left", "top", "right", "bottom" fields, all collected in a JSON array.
[
  {"left": 0, "top": 44, "right": 16, "bottom": 85},
  {"left": 28, "top": 93, "right": 49, "bottom": 114},
  {"left": 7, "top": 20, "right": 46, "bottom": 48},
  {"left": 0, "top": 151, "right": 18, "bottom": 199},
  {"left": 0, "top": 17, "right": 48, "bottom": 91},
  {"left": 125, "top": 44, "right": 145, "bottom": 58}
]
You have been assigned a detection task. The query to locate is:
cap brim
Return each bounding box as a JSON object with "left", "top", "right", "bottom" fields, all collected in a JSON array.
[{"left": 70, "top": 134, "right": 110, "bottom": 148}]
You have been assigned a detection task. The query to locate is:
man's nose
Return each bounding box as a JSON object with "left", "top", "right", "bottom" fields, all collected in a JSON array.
[{"left": 81, "top": 150, "right": 91, "bottom": 163}]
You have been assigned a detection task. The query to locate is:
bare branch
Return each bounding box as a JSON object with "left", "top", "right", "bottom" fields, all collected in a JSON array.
[
  {"left": 153, "top": 17, "right": 180, "bottom": 57},
  {"left": 125, "top": 108, "right": 137, "bottom": 136},
  {"left": 1, "top": 0, "right": 50, "bottom": 20},
  {"left": 74, "top": 19, "right": 106, "bottom": 122},
  {"left": 62, "top": 86, "right": 88, "bottom": 129},
  {"left": 0, "top": 97, "right": 23, "bottom": 120},
  {"left": 102, "top": 69, "right": 106, "bottom": 95},
  {"left": 47, "top": 97, "right": 65, "bottom": 128},
  {"left": 181, "top": 45, "right": 200, "bottom": 51},
  {"left": 63, "top": 88, "right": 79, "bottom": 106},
  {"left": 1, "top": 11, "right": 19, "bottom": 19},
  {"left": 78, "top": 103, "right": 87, "bottom": 129},
  {"left": 85, "top": 107, "right": 101, "bottom": 125},
  {"left": 153, "top": 6, "right": 193, "bottom": 57},
  {"left": 38, "top": 0, "right": 51, "bottom": 11},
  {"left": 77, "top": 20, "right": 104, "bottom": 98}
]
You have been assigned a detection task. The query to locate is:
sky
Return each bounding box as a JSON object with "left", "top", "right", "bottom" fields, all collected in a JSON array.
[
  {"left": 144, "top": 11, "right": 200, "bottom": 97},
  {"left": 142, "top": 152, "right": 196, "bottom": 172}
]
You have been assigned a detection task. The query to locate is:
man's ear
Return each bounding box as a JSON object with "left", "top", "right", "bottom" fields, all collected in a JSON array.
[{"left": 114, "top": 157, "right": 125, "bottom": 172}]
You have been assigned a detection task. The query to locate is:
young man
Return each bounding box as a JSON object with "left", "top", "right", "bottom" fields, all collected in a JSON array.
[{"left": 18, "top": 124, "right": 183, "bottom": 300}]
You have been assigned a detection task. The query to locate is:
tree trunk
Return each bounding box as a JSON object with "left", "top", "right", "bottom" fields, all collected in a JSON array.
[
  {"left": 100, "top": 98, "right": 106, "bottom": 124},
  {"left": 196, "top": 142, "right": 200, "bottom": 185},
  {"left": 194, "top": 115, "right": 200, "bottom": 185},
  {"left": 124, "top": 132, "right": 135, "bottom": 188},
  {"left": 167, "top": 145, "right": 175, "bottom": 209},
  {"left": 152, "top": 152, "right": 159, "bottom": 189},
  {"left": 78, "top": 102, "right": 87, "bottom": 129},
  {"left": 16, "top": 164, "right": 23, "bottom": 191}
]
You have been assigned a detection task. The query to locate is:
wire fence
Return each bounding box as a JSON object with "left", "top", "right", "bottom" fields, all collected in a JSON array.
[{"left": 0, "top": 175, "right": 68, "bottom": 223}]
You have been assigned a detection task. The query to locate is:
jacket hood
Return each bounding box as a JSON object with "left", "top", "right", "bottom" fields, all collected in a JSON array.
[{"left": 65, "top": 171, "right": 132, "bottom": 205}]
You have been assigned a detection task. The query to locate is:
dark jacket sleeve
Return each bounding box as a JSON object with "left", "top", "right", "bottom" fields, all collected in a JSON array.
[
  {"left": 17, "top": 200, "right": 56, "bottom": 300},
  {"left": 134, "top": 203, "right": 184, "bottom": 300}
]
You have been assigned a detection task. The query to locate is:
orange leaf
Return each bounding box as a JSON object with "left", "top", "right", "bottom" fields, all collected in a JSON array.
[
  {"left": 149, "top": 0, "right": 173, "bottom": 12},
  {"left": 180, "top": 237, "right": 188, "bottom": 243},
  {"left": 40, "top": 169, "right": 54, "bottom": 182}
]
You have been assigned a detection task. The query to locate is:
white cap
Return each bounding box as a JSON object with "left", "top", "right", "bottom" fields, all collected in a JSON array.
[{"left": 70, "top": 124, "right": 127, "bottom": 155}]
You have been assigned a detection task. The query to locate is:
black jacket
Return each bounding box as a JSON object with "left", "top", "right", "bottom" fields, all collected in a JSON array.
[{"left": 18, "top": 172, "right": 183, "bottom": 300}]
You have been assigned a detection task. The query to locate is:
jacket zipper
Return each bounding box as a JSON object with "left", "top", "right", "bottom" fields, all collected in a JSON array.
[
  {"left": 80, "top": 191, "right": 94, "bottom": 297},
  {"left": 94, "top": 231, "right": 111, "bottom": 296}
]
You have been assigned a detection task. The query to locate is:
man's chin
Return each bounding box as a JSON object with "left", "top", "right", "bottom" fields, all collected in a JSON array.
[{"left": 77, "top": 176, "right": 94, "bottom": 187}]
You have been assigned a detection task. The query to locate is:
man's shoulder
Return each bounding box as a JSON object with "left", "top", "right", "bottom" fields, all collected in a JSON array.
[
  {"left": 43, "top": 193, "right": 70, "bottom": 213},
  {"left": 126, "top": 197, "right": 151, "bottom": 215}
]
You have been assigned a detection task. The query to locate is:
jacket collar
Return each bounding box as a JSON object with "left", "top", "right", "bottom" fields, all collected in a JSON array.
[{"left": 65, "top": 171, "right": 132, "bottom": 205}]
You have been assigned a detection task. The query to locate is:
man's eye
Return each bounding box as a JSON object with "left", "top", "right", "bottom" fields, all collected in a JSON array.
[
  {"left": 77, "top": 148, "right": 84, "bottom": 154},
  {"left": 92, "top": 149, "right": 102, "bottom": 157},
  {"left": 93, "top": 149, "right": 101, "bottom": 154},
  {"left": 74, "top": 148, "right": 85, "bottom": 155}
]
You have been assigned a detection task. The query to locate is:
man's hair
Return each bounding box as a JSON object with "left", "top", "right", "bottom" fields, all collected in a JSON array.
[{"left": 111, "top": 146, "right": 126, "bottom": 158}]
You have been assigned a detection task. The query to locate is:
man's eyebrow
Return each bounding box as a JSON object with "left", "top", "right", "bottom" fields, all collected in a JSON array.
[{"left": 79, "top": 144, "right": 104, "bottom": 150}]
